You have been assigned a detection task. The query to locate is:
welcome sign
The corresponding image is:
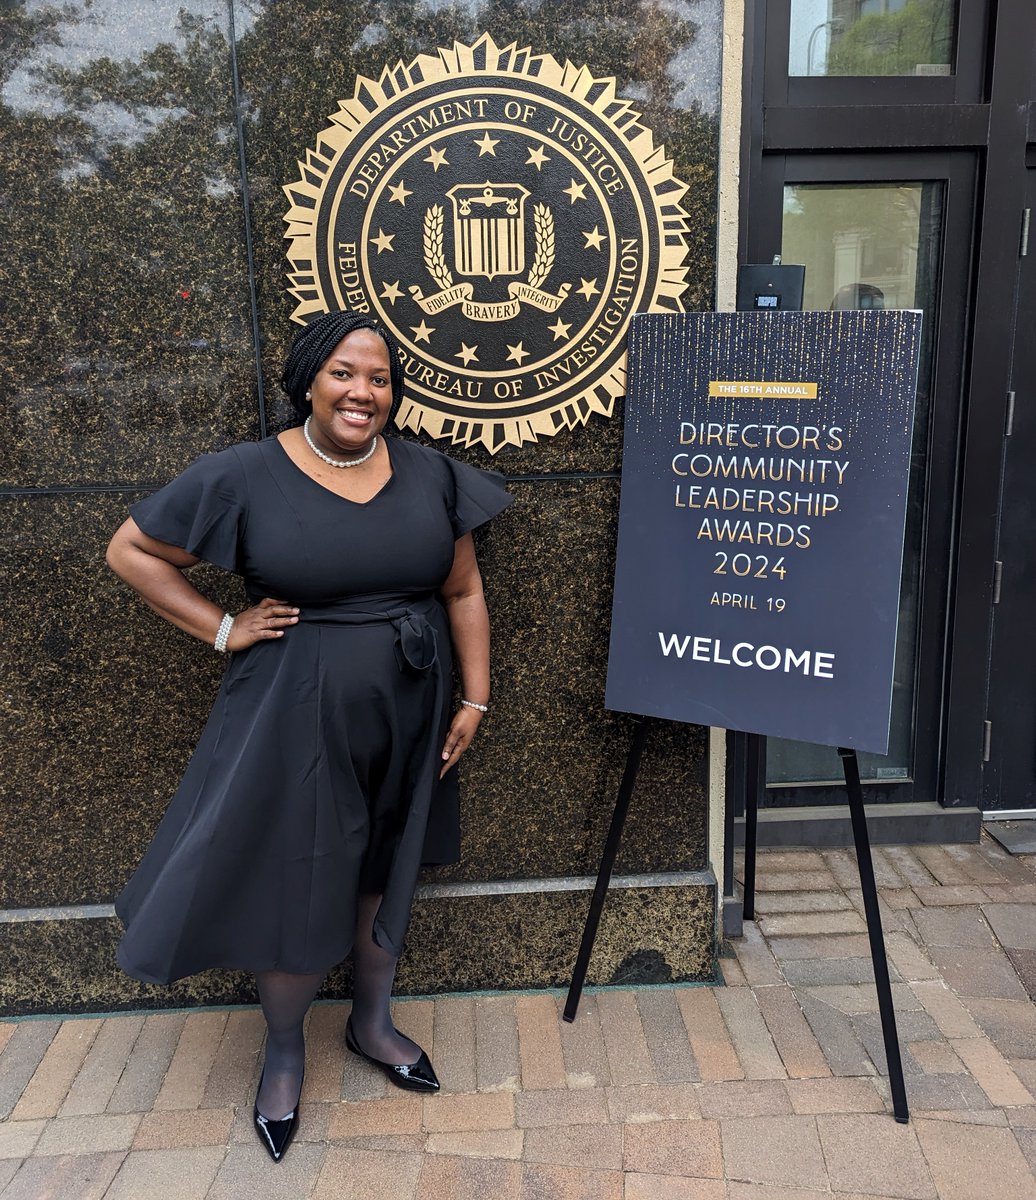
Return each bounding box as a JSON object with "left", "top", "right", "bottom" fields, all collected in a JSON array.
[{"left": 605, "top": 310, "right": 922, "bottom": 753}]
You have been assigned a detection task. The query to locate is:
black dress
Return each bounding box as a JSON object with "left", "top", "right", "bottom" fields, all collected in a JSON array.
[{"left": 115, "top": 435, "right": 512, "bottom": 985}]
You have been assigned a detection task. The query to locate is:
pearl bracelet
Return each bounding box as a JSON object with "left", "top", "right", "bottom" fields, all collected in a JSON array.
[
  {"left": 214, "top": 612, "right": 235, "bottom": 654},
  {"left": 460, "top": 699, "right": 488, "bottom": 713}
]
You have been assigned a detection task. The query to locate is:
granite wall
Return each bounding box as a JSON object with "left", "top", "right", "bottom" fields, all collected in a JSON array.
[{"left": 0, "top": 0, "right": 723, "bottom": 1014}]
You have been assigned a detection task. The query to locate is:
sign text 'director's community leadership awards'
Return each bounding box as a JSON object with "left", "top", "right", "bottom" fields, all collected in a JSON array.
[{"left": 605, "top": 310, "right": 922, "bottom": 754}]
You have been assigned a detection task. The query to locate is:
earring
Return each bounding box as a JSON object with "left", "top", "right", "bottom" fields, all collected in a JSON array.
[{"left": 305, "top": 390, "right": 311, "bottom": 400}]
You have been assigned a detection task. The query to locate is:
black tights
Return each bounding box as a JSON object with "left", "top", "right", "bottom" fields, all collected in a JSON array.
[
  {"left": 254, "top": 968, "right": 323, "bottom": 1120},
  {"left": 254, "top": 892, "right": 418, "bottom": 1119},
  {"left": 346, "top": 892, "right": 420, "bottom": 1065}
]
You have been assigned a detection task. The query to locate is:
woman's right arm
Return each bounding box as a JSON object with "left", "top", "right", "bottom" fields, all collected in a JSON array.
[{"left": 106, "top": 517, "right": 298, "bottom": 652}]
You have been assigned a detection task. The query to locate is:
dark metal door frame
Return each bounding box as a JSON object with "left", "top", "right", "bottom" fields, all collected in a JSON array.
[
  {"left": 941, "top": 0, "right": 1036, "bottom": 811},
  {"left": 978, "top": 165, "right": 1036, "bottom": 811},
  {"left": 739, "top": 0, "right": 1036, "bottom": 813}
]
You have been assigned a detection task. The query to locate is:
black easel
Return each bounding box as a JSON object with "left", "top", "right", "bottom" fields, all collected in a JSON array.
[
  {"left": 740, "top": 742, "right": 910, "bottom": 1124},
  {"left": 838, "top": 747, "right": 910, "bottom": 1123},
  {"left": 564, "top": 718, "right": 649, "bottom": 1022},
  {"left": 567, "top": 726, "right": 910, "bottom": 1123},
  {"left": 741, "top": 733, "right": 764, "bottom": 920}
]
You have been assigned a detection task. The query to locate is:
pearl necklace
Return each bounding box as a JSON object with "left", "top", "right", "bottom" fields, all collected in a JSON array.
[{"left": 303, "top": 416, "right": 378, "bottom": 468}]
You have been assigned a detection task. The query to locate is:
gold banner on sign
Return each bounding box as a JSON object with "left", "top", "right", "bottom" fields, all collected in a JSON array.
[{"left": 708, "top": 380, "right": 818, "bottom": 399}]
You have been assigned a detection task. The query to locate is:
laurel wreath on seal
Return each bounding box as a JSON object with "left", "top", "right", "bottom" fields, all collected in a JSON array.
[
  {"left": 423, "top": 205, "right": 454, "bottom": 289},
  {"left": 422, "top": 202, "right": 555, "bottom": 289},
  {"left": 527, "top": 204, "right": 555, "bottom": 289}
]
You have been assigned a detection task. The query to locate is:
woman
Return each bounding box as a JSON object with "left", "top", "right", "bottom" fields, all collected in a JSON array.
[{"left": 106, "top": 310, "right": 512, "bottom": 1162}]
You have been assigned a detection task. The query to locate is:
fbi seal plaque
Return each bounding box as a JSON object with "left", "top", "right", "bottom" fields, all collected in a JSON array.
[{"left": 283, "top": 34, "right": 691, "bottom": 452}]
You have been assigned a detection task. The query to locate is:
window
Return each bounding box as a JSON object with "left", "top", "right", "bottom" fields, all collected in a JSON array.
[{"left": 789, "top": 0, "right": 956, "bottom": 77}]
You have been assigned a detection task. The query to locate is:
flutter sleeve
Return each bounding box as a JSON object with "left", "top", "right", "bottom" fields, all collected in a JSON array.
[
  {"left": 129, "top": 447, "right": 246, "bottom": 572},
  {"left": 443, "top": 455, "right": 514, "bottom": 538}
]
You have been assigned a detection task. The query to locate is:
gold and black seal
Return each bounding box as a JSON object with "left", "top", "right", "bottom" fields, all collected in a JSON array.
[{"left": 284, "top": 34, "right": 690, "bottom": 452}]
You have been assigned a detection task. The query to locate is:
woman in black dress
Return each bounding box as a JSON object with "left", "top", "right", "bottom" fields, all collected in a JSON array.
[{"left": 106, "top": 310, "right": 512, "bottom": 1161}]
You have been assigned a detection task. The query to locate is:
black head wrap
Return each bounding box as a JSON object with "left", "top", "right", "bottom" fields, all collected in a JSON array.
[{"left": 280, "top": 310, "right": 405, "bottom": 423}]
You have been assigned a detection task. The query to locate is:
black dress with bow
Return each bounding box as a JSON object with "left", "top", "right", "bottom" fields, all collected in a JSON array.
[{"left": 115, "top": 435, "right": 512, "bottom": 984}]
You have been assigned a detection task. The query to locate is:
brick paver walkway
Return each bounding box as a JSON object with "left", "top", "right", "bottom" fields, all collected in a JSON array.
[{"left": 2, "top": 835, "right": 1035, "bottom": 1197}]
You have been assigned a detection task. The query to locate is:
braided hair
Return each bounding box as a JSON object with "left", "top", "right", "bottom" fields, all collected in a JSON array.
[{"left": 280, "top": 310, "right": 405, "bottom": 423}]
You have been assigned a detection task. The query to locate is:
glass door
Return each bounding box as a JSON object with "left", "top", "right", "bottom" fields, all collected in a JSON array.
[{"left": 748, "top": 153, "right": 976, "bottom": 804}]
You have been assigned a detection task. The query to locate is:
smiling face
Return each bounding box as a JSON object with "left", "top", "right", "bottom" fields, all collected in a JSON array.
[{"left": 306, "top": 328, "right": 394, "bottom": 458}]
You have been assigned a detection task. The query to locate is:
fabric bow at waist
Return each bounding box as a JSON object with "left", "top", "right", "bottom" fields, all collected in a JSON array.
[
  {"left": 233, "top": 590, "right": 449, "bottom": 958},
  {"left": 288, "top": 593, "right": 440, "bottom": 673}
]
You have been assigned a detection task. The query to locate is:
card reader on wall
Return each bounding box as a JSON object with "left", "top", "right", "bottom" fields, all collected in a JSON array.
[{"left": 736, "top": 260, "right": 805, "bottom": 312}]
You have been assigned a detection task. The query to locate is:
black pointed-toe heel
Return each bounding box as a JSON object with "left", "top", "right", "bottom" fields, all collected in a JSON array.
[
  {"left": 253, "top": 1068, "right": 302, "bottom": 1162},
  {"left": 345, "top": 1019, "right": 440, "bottom": 1093}
]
